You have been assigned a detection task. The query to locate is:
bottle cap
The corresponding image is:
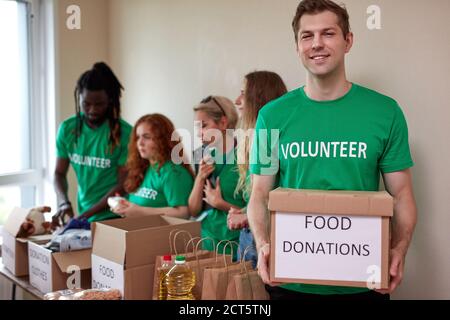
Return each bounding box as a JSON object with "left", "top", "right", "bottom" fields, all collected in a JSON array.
[
  {"left": 163, "top": 255, "right": 172, "bottom": 261},
  {"left": 175, "top": 256, "right": 186, "bottom": 264}
]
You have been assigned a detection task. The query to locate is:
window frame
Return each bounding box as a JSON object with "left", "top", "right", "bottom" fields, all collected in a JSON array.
[{"left": 0, "top": 0, "right": 54, "bottom": 222}]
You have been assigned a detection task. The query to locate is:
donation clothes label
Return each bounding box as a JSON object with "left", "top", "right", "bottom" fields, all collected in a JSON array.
[
  {"left": 28, "top": 242, "right": 52, "bottom": 293},
  {"left": 2, "top": 231, "right": 16, "bottom": 273}
]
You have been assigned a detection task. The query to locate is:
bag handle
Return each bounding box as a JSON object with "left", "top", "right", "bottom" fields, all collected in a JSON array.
[
  {"left": 185, "top": 236, "right": 201, "bottom": 254},
  {"left": 221, "top": 240, "right": 239, "bottom": 268},
  {"left": 173, "top": 230, "right": 193, "bottom": 255},
  {"left": 168, "top": 229, "right": 180, "bottom": 255},
  {"left": 193, "top": 237, "right": 216, "bottom": 271}
]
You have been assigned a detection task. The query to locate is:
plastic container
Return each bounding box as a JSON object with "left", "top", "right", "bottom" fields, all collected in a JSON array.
[
  {"left": 165, "top": 256, "right": 195, "bottom": 300},
  {"left": 158, "top": 255, "right": 173, "bottom": 300}
]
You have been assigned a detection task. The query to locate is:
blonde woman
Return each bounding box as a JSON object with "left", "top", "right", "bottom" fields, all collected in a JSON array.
[
  {"left": 229, "top": 71, "right": 287, "bottom": 267},
  {"left": 188, "top": 96, "right": 244, "bottom": 257}
]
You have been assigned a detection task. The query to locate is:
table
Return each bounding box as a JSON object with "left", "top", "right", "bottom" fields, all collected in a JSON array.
[{"left": 0, "top": 257, "right": 44, "bottom": 300}]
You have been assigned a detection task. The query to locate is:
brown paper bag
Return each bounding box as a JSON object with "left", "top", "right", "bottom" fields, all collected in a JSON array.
[
  {"left": 152, "top": 234, "right": 217, "bottom": 300},
  {"left": 152, "top": 231, "right": 213, "bottom": 299},
  {"left": 201, "top": 241, "right": 253, "bottom": 300},
  {"left": 184, "top": 238, "right": 234, "bottom": 299},
  {"left": 225, "top": 246, "right": 269, "bottom": 300}
]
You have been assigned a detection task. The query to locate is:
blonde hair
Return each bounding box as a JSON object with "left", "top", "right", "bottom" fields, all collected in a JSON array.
[
  {"left": 235, "top": 71, "right": 287, "bottom": 197},
  {"left": 193, "top": 95, "right": 238, "bottom": 129}
]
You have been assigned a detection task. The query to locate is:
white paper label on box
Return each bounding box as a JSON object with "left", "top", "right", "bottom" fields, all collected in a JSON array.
[
  {"left": 2, "top": 230, "right": 16, "bottom": 273},
  {"left": 274, "top": 212, "right": 382, "bottom": 283},
  {"left": 28, "top": 242, "right": 52, "bottom": 293},
  {"left": 91, "top": 254, "right": 124, "bottom": 297}
]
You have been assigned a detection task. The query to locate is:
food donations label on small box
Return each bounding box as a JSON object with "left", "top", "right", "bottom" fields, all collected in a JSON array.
[
  {"left": 28, "top": 241, "right": 52, "bottom": 293},
  {"left": 91, "top": 254, "right": 124, "bottom": 297}
]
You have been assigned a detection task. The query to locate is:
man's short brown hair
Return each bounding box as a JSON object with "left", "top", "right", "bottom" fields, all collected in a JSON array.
[{"left": 292, "top": 0, "right": 351, "bottom": 42}]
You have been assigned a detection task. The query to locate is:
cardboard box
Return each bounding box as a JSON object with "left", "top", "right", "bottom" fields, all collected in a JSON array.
[
  {"left": 28, "top": 242, "right": 91, "bottom": 294},
  {"left": 268, "top": 188, "right": 393, "bottom": 289},
  {"left": 91, "top": 215, "right": 201, "bottom": 300},
  {"left": 2, "top": 207, "right": 52, "bottom": 276}
]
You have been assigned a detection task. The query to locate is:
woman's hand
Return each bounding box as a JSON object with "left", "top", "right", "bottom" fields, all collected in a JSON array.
[
  {"left": 197, "top": 158, "right": 215, "bottom": 180},
  {"left": 203, "top": 177, "right": 224, "bottom": 209},
  {"left": 111, "top": 199, "right": 139, "bottom": 218},
  {"left": 227, "top": 207, "right": 248, "bottom": 230}
]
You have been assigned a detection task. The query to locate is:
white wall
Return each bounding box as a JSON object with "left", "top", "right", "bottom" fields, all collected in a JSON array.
[
  {"left": 109, "top": 0, "right": 303, "bottom": 128},
  {"left": 54, "top": 0, "right": 110, "bottom": 212},
  {"left": 52, "top": 0, "right": 450, "bottom": 299}
]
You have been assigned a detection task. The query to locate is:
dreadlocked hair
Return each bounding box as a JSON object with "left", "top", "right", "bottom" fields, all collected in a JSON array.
[
  {"left": 74, "top": 62, "right": 124, "bottom": 153},
  {"left": 124, "top": 114, "right": 195, "bottom": 193}
]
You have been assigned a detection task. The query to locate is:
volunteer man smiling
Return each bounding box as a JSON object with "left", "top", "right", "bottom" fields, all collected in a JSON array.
[{"left": 247, "top": 0, "right": 417, "bottom": 300}]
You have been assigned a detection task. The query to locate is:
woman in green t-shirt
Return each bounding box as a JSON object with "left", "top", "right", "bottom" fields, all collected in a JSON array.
[
  {"left": 228, "top": 71, "right": 287, "bottom": 267},
  {"left": 188, "top": 96, "right": 245, "bottom": 256},
  {"left": 112, "top": 114, "right": 194, "bottom": 218}
]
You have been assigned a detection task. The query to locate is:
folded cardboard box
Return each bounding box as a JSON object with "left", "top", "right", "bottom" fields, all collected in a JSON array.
[
  {"left": 2, "top": 207, "right": 52, "bottom": 276},
  {"left": 28, "top": 241, "right": 91, "bottom": 294},
  {"left": 268, "top": 188, "right": 393, "bottom": 289},
  {"left": 91, "top": 215, "right": 201, "bottom": 300}
]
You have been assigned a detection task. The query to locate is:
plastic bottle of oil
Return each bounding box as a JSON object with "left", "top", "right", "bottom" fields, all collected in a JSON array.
[
  {"left": 157, "top": 255, "right": 173, "bottom": 300},
  {"left": 165, "top": 255, "right": 195, "bottom": 300}
]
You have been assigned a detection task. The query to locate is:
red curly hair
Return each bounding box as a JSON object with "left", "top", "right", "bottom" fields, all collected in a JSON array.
[{"left": 124, "top": 113, "right": 194, "bottom": 193}]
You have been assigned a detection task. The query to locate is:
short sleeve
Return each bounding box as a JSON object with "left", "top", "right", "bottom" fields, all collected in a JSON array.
[
  {"left": 162, "top": 166, "right": 194, "bottom": 207},
  {"left": 56, "top": 123, "right": 69, "bottom": 159},
  {"left": 249, "top": 113, "right": 280, "bottom": 176},
  {"left": 379, "top": 104, "right": 414, "bottom": 173}
]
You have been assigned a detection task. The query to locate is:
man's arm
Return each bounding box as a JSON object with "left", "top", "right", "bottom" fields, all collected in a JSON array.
[
  {"left": 246, "top": 174, "right": 276, "bottom": 284},
  {"left": 381, "top": 168, "right": 417, "bottom": 293},
  {"left": 53, "top": 158, "right": 74, "bottom": 223}
]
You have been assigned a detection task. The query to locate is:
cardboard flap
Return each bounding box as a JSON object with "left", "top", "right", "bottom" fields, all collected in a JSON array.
[
  {"left": 3, "top": 207, "right": 31, "bottom": 236},
  {"left": 53, "top": 249, "right": 92, "bottom": 272},
  {"left": 16, "top": 234, "right": 53, "bottom": 244},
  {"left": 92, "top": 222, "right": 126, "bottom": 264},
  {"left": 268, "top": 188, "right": 393, "bottom": 217}
]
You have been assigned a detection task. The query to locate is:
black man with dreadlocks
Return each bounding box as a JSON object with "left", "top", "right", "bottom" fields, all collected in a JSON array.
[{"left": 53, "top": 62, "right": 132, "bottom": 224}]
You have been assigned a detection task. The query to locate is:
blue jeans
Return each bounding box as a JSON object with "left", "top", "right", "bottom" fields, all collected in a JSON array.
[{"left": 238, "top": 228, "right": 257, "bottom": 269}]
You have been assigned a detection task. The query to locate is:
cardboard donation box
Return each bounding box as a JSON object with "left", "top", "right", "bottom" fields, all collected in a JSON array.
[
  {"left": 268, "top": 188, "right": 393, "bottom": 289},
  {"left": 28, "top": 241, "right": 91, "bottom": 294},
  {"left": 91, "top": 215, "right": 200, "bottom": 300},
  {"left": 2, "top": 207, "right": 52, "bottom": 276}
]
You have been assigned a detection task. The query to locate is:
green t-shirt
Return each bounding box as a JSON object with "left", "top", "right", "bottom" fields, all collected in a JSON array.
[
  {"left": 128, "top": 161, "right": 193, "bottom": 208},
  {"left": 250, "top": 83, "right": 414, "bottom": 295},
  {"left": 56, "top": 115, "right": 132, "bottom": 223},
  {"left": 200, "top": 149, "right": 246, "bottom": 256}
]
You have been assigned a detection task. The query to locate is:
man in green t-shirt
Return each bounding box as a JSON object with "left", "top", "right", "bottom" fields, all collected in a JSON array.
[
  {"left": 54, "top": 62, "right": 132, "bottom": 224},
  {"left": 247, "top": 0, "right": 417, "bottom": 300}
]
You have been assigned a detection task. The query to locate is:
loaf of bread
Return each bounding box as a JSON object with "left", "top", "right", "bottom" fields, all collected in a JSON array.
[
  {"left": 44, "top": 288, "right": 122, "bottom": 300},
  {"left": 73, "top": 289, "right": 122, "bottom": 300}
]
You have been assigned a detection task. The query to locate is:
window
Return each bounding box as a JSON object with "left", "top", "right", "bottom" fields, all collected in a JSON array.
[{"left": 0, "top": 0, "right": 54, "bottom": 225}]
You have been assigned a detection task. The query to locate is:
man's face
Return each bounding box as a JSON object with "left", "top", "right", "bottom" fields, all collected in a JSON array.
[
  {"left": 80, "top": 89, "right": 109, "bottom": 125},
  {"left": 296, "top": 11, "right": 353, "bottom": 78}
]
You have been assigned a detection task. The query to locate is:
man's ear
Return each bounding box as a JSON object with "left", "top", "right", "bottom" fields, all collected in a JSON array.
[{"left": 345, "top": 32, "right": 354, "bottom": 53}]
